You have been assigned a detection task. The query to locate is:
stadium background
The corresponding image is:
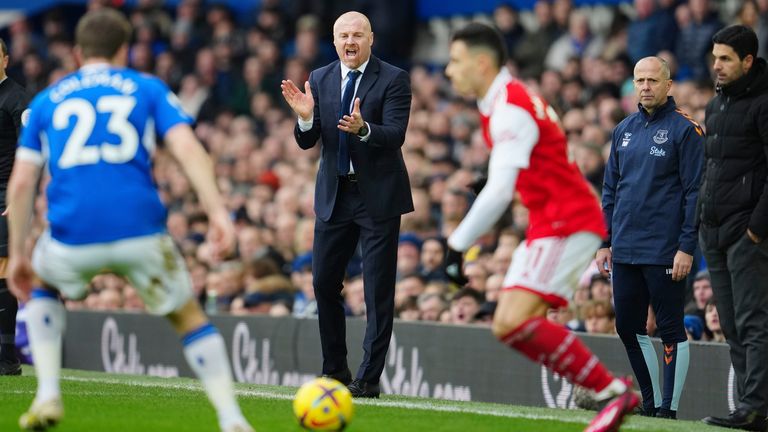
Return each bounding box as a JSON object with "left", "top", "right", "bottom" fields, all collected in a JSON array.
[{"left": 1, "top": 0, "right": 761, "bottom": 420}]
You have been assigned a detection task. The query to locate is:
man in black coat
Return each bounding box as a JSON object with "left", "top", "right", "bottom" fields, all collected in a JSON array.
[
  {"left": 699, "top": 25, "right": 768, "bottom": 431},
  {"left": 0, "top": 38, "right": 29, "bottom": 376},
  {"left": 281, "top": 11, "right": 412, "bottom": 398}
]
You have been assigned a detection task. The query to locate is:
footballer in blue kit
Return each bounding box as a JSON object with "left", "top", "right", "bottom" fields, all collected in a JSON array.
[
  {"left": 6, "top": 9, "right": 254, "bottom": 432},
  {"left": 18, "top": 64, "right": 188, "bottom": 245}
]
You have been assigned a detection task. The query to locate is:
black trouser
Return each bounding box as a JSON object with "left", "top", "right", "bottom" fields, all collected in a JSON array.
[
  {"left": 700, "top": 231, "right": 768, "bottom": 415},
  {"left": 0, "top": 204, "right": 18, "bottom": 364},
  {"left": 312, "top": 178, "right": 400, "bottom": 384},
  {"left": 613, "top": 263, "right": 688, "bottom": 413}
]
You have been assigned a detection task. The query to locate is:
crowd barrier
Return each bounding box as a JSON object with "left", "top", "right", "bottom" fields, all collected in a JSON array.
[{"left": 63, "top": 310, "right": 734, "bottom": 421}]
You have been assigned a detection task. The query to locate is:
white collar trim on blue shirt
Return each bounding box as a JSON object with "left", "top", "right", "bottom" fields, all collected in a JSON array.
[
  {"left": 340, "top": 58, "right": 370, "bottom": 80},
  {"left": 79, "top": 62, "right": 112, "bottom": 72},
  {"left": 478, "top": 68, "right": 512, "bottom": 115}
]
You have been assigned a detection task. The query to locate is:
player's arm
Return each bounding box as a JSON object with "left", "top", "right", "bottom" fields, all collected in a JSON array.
[
  {"left": 447, "top": 104, "right": 538, "bottom": 252},
  {"left": 163, "top": 124, "right": 234, "bottom": 258}
]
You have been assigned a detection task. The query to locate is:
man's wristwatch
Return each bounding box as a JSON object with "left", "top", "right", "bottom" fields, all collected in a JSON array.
[{"left": 357, "top": 124, "right": 369, "bottom": 137}]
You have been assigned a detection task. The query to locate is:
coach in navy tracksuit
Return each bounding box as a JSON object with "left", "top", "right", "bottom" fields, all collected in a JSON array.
[{"left": 596, "top": 56, "right": 703, "bottom": 419}]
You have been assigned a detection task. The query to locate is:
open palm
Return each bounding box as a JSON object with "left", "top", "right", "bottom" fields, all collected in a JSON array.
[{"left": 281, "top": 79, "right": 314, "bottom": 121}]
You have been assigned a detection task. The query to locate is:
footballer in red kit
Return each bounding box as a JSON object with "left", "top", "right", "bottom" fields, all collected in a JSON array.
[{"left": 443, "top": 22, "right": 638, "bottom": 432}]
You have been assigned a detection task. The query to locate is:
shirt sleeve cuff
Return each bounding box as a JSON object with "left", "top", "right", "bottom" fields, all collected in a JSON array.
[
  {"left": 15, "top": 147, "right": 45, "bottom": 166},
  {"left": 297, "top": 116, "right": 314, "bottom": 132}
]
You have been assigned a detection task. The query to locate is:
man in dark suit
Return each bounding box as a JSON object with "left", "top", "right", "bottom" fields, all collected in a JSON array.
[{"left": 281, "top": 11, "right": 412, "bottom": 398}]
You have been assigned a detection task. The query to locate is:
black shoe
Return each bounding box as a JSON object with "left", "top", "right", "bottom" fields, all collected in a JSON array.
[
  {"left": 0, "top": 359, "right": 21, "bottom": 376},
  {"left": 320, "top": 368, "right": 352, "bottom": 386},
  {"left": 348, "top": 379, "right": 380, "bottom": 398},
  {"left": 703, "top": 408, "right": 767, "bottom": 431},
  {"left": 636, "top": 406, "right": 658, "bottom": 417},
  {"left": 656, "top": 408, "right": 677, "bottom": 419}
]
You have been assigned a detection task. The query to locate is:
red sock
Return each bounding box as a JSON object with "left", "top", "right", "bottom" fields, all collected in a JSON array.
[{"left": 500, "top": 317, "right": 614, "bottom": 392}]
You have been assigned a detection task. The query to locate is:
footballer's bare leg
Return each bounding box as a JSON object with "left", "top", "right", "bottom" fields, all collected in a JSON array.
[
  {"left": 493, "top": 289, "right": 638, "bottom": 432},
  {"left": 167, "top": 298, "right": 253, "bottom": 432}
]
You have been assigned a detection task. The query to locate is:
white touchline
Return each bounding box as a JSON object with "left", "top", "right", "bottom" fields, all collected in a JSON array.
[{"left": 56, "top": 375, "right": 646, "bottom": 429}]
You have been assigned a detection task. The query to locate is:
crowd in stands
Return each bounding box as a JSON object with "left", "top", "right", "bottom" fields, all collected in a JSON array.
[{"left": 5, "top": 0, "right": 765, "bottom": 340}]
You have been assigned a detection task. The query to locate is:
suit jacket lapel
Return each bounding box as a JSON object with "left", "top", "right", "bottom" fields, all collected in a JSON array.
[
  {"left": 326, "top": 61, "right": 342, "bottom": 124},
  {"left": 355, "top": 56, "right": 380, "bottom": 105}
]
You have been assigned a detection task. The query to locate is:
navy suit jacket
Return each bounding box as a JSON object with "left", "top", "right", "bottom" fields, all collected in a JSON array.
[{"left": 294, "top": 55, "right": 414, "bottom": 222}]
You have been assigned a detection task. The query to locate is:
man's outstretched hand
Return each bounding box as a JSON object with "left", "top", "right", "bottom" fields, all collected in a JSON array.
[{"left": 280, "top": 79, "right": 314, "bottom": 121}]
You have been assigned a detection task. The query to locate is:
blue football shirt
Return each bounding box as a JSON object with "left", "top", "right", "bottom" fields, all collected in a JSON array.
[{"left": 18, "top": 64, "right": 192, "bottom": 245}]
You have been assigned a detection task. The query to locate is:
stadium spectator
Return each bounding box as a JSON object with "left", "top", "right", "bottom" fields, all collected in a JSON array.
[
  {"left": 291, "top": 252, "right": 317, "bottom": 317},
  {"left": 699, "top": 25, "right": 768, "bottom": 431},
  {"left": 626, "top": 0, "right": 678, "bottom": 64},
  {"left": 704, "top": 299, "right": 726, "bottom": 343},
  {"left": 396, "top": 233, "right": 422, "bottom": 279},
  {"left": 230, "top": 274, "right": 294, "bottom": 315},
  {"left": 0, "top": 37, "right": 29, "bottom": 376},
  {"left": 545, "top": 11, "right": 604, "bottom": 72},
  {"left": 573, "top": 141, "right": 605, "bottom": 192},
  {"left": 395, "top": 274, "right": 426, "bottom": 310},
  {"left": 280, "top": 11, "right": 413, "bottom": 399},
  {"left": 418, "top": 236, "right": 448, "bottom": 282},
  {"left": 683, "top": 314, "right": 704, "bottom": 341},
  {"left": 493, "top": 4, "right": 525, "bottom": 58},
  {"left": 417, "top": 292, "right": 448, "bottom": 322},
  {"left": 483, "top": 273, "right": 504, "bottom": 304},
  {"left": 684, "top": 269, "right": 713, "bottom": 325},
  {"left": 443, "top": 22, "right": 638, "bottom": 432},
  {"left": 588, "top": 274, "right": 613, "bottom": 302},
  {"left": 573, "top": 284, "right": 592, "bottom": 309},
  {"left": 396, "top": 296, "right": 420, "bottom": 321},
  {"left": 675, "top": 0, "right": 723, "bottom": 81},
  {"left": 582, "top": 300, "right": 617, "bottom": 335},
  {"left": 342, "top": 275, "right": 366, "bottom": 318},
  {"left": 463, "top": 261, "right": 489, "bottom": 294},
  {"left": 514, "top": 0, "right": 560, "bottom": 79},
  {"left": 6, "top": 9, "right": 253, "bottom": 432},
  {"left": 448, "top": 287, "right": 483, "bottom": 325},
  {"left": 597, "top": 56, "right": 703, "bottom": 419}
]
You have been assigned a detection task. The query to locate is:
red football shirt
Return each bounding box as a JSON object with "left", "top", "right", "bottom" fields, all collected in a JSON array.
[{"left": 449, "top": 69, "right": 605, "bottom": 251}]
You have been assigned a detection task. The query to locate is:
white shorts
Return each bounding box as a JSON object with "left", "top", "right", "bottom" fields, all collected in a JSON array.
[
  {"left": 502, "top": 232, "right": 601, "bottom": 308},
  {"left": 32, "top": 231, "right": 192, "bottom": 315}
]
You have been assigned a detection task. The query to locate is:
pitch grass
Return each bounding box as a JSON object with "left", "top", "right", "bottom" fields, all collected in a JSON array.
[{"left": 0, "top": 367, "right": 723, "bottom": 432}]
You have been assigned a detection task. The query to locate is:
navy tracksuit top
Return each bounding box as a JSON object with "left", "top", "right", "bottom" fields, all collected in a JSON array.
[{"left": 602, "top": 96, "right": 704, "bottom": 265}]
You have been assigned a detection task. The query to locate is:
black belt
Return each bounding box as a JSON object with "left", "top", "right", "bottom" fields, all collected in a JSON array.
[{"left": 339, "top": 173, "right": 358, "bottom": 183}]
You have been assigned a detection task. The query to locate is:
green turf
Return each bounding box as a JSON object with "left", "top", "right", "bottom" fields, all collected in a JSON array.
[{"left": 0, "top": 367, "right": 724, "bottom": 431}]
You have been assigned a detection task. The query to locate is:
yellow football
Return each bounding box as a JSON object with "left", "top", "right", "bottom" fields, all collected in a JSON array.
[{"left": 293, "top": 377, "right": 354, "bottom": 431}]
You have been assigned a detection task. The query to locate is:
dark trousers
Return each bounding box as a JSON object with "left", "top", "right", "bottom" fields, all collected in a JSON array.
[
  {"left": 700, "top": 231, "right": 768, "bottom": 415},
  {"left": 312, "top": 178, "right": 400, "bottom": 384},
  {"left": 613, "top": 263, "right": 687, "bottom": 412}
]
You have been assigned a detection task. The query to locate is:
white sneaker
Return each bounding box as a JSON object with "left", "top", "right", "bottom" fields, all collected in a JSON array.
[{"left": 19, "top": 397, "right": 64, "bottom": 431}]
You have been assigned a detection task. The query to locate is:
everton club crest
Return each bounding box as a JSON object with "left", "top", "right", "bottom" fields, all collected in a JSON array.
[{"left": 653, "top": 129, "right": 669, "bottom": 144}]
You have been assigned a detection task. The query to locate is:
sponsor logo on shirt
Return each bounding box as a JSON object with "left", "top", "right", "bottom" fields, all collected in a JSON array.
[
  {"left": 621, "top": 132, "right": 632, "bottom": 147},
  {"left": 650, "top": 146, "right": 666, "bottom": 157},
  {"left": 653, "top": 129, "right": 669, "bottom": 144}
]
